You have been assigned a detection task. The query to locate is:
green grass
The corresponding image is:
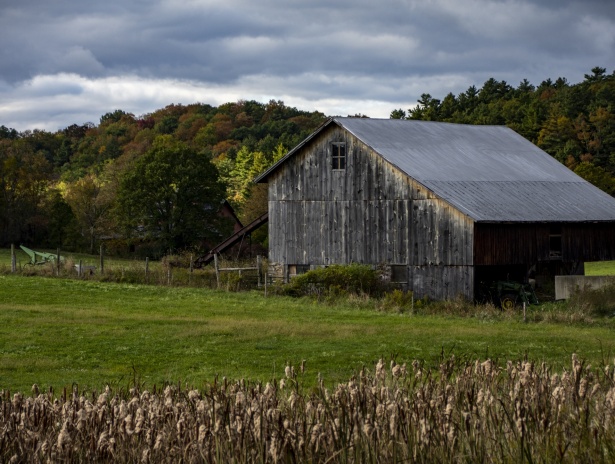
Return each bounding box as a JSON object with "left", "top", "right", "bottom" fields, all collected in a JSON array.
[
  {"left": 0, "top": 275, "right": 614, "bottom": 393},
  {"left": 586, "top": 260, "right": 615, "bottom": 275}
]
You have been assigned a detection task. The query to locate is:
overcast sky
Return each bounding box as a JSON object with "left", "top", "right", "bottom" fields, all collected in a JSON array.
[{"left": 1, "top": 0, "right": 613, "bottom": 132}]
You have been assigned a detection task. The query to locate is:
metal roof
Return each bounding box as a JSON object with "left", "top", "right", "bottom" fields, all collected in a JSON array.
[{"left": 257, "top": 117, "right": 615, "bottom": 222}]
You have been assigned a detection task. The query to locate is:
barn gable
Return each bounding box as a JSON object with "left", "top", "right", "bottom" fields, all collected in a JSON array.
[{"left": 256, "top": 117, "right": 615, "bottom": 300}]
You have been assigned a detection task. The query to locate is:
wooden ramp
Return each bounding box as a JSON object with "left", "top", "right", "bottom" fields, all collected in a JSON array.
[{"left": 194, "top": 212, "right": 268, "bottom": 268}]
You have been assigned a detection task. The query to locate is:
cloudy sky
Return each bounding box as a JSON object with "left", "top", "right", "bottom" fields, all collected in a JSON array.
[{"left": 1, "top": 0, "right": 613, "bottom": 132}]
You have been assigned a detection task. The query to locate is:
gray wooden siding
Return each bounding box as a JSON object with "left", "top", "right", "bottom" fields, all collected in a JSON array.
[
  {"left": 267, "top": 125, "right": 475, "bottom": 300},
  {"left": 411, "top": 265, "right": 474, "bottom": 300}
]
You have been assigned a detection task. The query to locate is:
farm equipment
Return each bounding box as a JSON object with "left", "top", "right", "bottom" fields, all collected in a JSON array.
[
  {"left": 20, "top": 245, "right": 62, "bottom": 266},
  {"left": 484, "top": 280, "right": 539, "bottom": 310}
]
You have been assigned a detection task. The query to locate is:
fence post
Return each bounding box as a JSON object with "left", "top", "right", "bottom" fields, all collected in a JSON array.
[
  {"left": 57, "top": 248, "right": 61, "bottom": 276},
  {"left": 257, "top": 255, "right": 262, "bottom": 287},
  {"left": 11, "top": 244, "right": 16, "bottom": 273},
  {"left": 99, "top": 245, "right": 104, "bottom": 274},
  {"left": 145, "top": 257, "right": 149, "bottom": 284},
  {"left": 78, "top": 259, "right": 83, "bottom": 278},
  {"left": 167, "top": 268, "right": 172, "bottom": 286},
  {"left": 264, "top": 258, "right": 268, "bottom": 297},
  {"left": 214, "top": 254, "right": 220, "bottom": 289}
]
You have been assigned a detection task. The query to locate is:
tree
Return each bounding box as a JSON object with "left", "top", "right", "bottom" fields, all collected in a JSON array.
[
  {"left": 0, "top": 138, "right": 53, "bottom": 245},
  {"left": 574, "top": 162, "right": 615, "bottom": 195},
  {"left": 116, "top": 137, "right": 227, "bottom": 251},
  {"left": 408, "top": 93, "right": 441, "bottom": 120},
  {"left": 63, "top": 174, "right": 112, "bottom": 254}
]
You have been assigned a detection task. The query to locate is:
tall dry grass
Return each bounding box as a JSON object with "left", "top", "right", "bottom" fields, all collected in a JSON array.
[{"left": 1, "top": 355, "right": 614, "bottom": 462}]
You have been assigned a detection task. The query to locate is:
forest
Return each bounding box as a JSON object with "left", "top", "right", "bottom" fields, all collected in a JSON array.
[{"left": 1, "top": 67, "right": 613, "bottom": 257}]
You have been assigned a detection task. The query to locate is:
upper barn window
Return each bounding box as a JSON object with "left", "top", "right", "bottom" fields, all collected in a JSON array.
[{"left": 331, "top": 142, "right": 346, "bottom": 170}]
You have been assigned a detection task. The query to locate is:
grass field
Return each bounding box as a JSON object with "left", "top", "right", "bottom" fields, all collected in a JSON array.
[
  {"left": 586, "top": 259, "right": 615, "bottom": 275},
  {"left": 0, "top": 274, "right": 614, "bottom": 393}
]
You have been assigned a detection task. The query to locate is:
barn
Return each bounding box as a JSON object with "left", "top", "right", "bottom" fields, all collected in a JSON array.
[{"left": 255, "top": 117, "right": 615, "bottom": 301}]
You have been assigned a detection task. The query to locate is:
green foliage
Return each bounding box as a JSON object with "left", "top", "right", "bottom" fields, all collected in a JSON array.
[
  {"left": 380, "top": 288, "right": 415, "bottom": 311},
  {"left": 116, "top": 136, "right": 228, "bottom": 251},
  {"left": 0, "top": 138, "right": 54, "bottom": 246},
  {"left": 574, "top": 162, "right": 615, "bottom": 194},
  {"left": 282, "top": 264, "right": 385, "bottom": 298}
]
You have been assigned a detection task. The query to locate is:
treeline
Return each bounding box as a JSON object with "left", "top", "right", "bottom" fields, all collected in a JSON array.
[
  {"left": 0, "top": 100, "right": 325, "bottom": 255},
  {"left": 1, "top": 67, "right": 613, "bottom": 256},
  {"left": 391, "top": 66, "right": 615, "bottom": 195}
]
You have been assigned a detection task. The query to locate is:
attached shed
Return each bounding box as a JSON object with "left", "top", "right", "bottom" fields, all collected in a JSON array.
[{"left": 255, "top": 117, "right": 615, "bottom": 300}]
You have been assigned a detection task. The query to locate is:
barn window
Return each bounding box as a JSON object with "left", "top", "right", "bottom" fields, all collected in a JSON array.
[
  {"left": 390, "top": 265, "right": 408, "bottom": 283},
  {"left": 549, "top": 224, "right": 562, "bottom": 260},
  {"left": 288, "top": 264, "right": 310, "bottom": 277},
  {"left": 331, "top": 143, "right": 346, "bottom": 170}
]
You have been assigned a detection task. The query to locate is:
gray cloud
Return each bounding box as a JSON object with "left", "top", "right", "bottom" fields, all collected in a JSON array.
[{"left": 0, "top": 0, "right": 613, "bottom": 130}]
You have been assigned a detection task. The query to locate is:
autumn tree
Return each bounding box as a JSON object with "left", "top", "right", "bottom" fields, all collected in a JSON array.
[
  {"left": 116, "top": 137, "right": 228, "bottom": 252},
  {"left": 0, "top": 138, "right": 53, "bottom": 245},
  {"left": 63, "top": 174, "right": 112, "bottom": 254}
]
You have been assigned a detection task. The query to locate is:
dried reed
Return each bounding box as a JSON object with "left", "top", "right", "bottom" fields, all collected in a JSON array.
[{"left": 1, "top": 355, "right": 614, "bottom": 462}]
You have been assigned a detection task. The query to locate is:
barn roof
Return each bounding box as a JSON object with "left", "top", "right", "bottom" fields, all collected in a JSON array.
[{"left": 256, "top": 117, "right": 615, "bottom": 222}]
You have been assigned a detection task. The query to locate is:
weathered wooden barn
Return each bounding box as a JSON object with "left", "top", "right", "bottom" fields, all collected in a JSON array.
[{"left": 255, "top": 117, "right": 615, "bottom": 300}]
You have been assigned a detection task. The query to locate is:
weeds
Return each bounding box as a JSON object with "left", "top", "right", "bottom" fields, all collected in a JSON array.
[
  {"left": 568, "top": 283, "right": 615, "bottom": 317},
  {"left": 280, "top": 264, "right": 386, "bottom": 299},
  {"left": 1, "top": 356, "right": 614, "bottom": 462}
]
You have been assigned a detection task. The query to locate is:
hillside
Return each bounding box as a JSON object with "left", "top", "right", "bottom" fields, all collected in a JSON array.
[{"left": 0, "top": 67, "right": 613, "bottom": 255}]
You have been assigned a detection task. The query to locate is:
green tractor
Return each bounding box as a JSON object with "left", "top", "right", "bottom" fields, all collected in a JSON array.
[{"left": 488, "top": 280, "right": 539, "bottom": 310}]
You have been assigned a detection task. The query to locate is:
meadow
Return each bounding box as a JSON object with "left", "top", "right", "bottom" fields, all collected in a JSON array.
[{"left": 0, "top": 274, "right": 614, "bottom": 395}]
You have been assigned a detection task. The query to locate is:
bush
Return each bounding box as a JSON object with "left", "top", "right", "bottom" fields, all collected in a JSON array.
[
  {"left": 567, "top": 282, "right": 615, "bottom": 317},
  {"left": 282, "top": 264, "right": 386, "bottom": 299}
]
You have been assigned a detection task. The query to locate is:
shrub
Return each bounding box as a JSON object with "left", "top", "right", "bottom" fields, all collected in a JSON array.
[
  {"left": 567, "top": 282, "right": 615, "bottom": 317},
  {"left": 380, "top": 288, "right": 415, "bottom": 312},
  {"left": 281, "top": 264, "right": 386, "bottom": 298}
]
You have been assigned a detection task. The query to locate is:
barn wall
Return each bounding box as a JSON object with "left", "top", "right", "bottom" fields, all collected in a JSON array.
[
  {"left": 267, "top": 124, "right": 475, "bottom": 300},
  {"left": 475, "top": 222, "right": 615, "bottom": 265},
  {"left": 562, "top": 223, "right": 615, "bottom": 262},
  {"left": 474, "top": 224, "right": 549, "bottom": 265},
  {"left": 410, "top": 198, "right": 474, "bottom": 300}
]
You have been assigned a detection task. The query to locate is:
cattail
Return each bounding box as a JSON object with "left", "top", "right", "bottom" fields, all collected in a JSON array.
[
  {"left": 135, "top": 408, "right": 145, "bottom": 433},
  {"left": 579, "top": 378, "right": 588, "bottom": 399},
  {"left": 198, "top": 424, "right": 207, "bottom": 443},
  {"left": 97, "top": 391, "right": 108, "bottom": 407},
  {"left": 310, "top": 423, "right": 322, "bottom": 445},
  {"left": 57, "top": 423, "right": 71, "bottom": 452},
  {"left": 12, "top": 393, "right": 22, "bottom": 408},
  {"left": 590, "top": 383, "right": 600, "bottom": 399},
  {"left": 376, "top": 358, "right": 386, "bottom": 380},
  {"left": 153, "top": 432, "right": 164, "bottom": 452}
]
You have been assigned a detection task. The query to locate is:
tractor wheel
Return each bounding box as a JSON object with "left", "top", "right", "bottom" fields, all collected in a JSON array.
[{"left": 500, "top": 293, "right": 518, "bottom": 310}]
